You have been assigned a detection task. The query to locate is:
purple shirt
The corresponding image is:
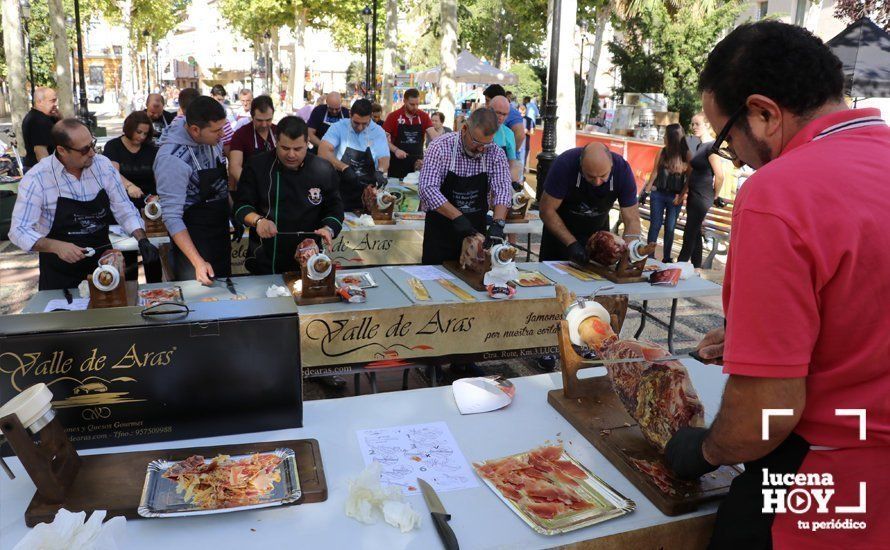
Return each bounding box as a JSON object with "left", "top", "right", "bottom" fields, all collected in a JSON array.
[{"left": 418, "top": 131, "right": 511, "bottom": 212}]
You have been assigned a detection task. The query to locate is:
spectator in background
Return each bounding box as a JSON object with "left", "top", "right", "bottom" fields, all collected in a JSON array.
[
  {"left": 519, "top": 103, "right": 535, "bottom": 169},
  {"left": 371, "top": 103, "right": 384, "bottom": 125},
  {"left": 296, "top": 93, "right": 320, "bottom": 123},
  {"left": 383, "top": 88, "right": 436, "bottom": 178},
  {"left": 489, "top": 97, "right": 523, "bottom": 188},
  {"left": 158, "top": 87, "right": 200, "bottom": 144},
  {"left": 233, "top": 89, "right": 253, "bottom": 130},
  {"left": 22, "top": 87, "right": 61, "bottom": 170},
  {"left": 506, "top": 91, "right": 518, "bottom": 108},
  {"left": 228, "top": 95, "right": 276, "bottom": 186},
  {"left": 426, "top": 112, "right": 451, "bottom": 147},
  {"left": 308, "top": 91, "right": 350, "bottom": 151},
  {"left": 523, "top": 96, "right": 540, "bottom": 122},
  {"left": 144, "top": 93, "right": 176, "bottom": 140},
  {"left": 484, "top": 84, "right": 526, "bottom": 174},
  {"left": 677, "top": 113, "right": 723, "bottom": 269},
  {"left": 640, "top": 124, "right": 690, "bottom": 263},
  {"left": 210, "top": 85, "right": 236, "bottom": 154},
  {"left": 454, "top": 114, "right": 467, "bottom": 133},
  {"left": 102, "top": 111, "right": 162, "bottom": 283}
]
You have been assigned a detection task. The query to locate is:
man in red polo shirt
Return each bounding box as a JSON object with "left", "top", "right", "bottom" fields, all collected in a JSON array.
[
  {"left": 664, "top": 21, "right": 889, "bottom": 549},
  {"left": 382, "top": 88, "right": 437, "bottom": 179},
  {"left": 228, "top": 94, "right": 277, "bottom": 188}
]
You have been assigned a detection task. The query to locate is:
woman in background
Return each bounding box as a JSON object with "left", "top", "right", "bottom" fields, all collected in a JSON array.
[
  {"left": 641, "top": 123, "right": 689, "bottom": 263},
  {"left": 102, "top": 111, "right": 162, "bottom": 282},
  {"left": 426, "top": 112, "right": 452, "bottom": 147},
  {"left": 677, "top": 113, "right": 724, "bottom": 269}
]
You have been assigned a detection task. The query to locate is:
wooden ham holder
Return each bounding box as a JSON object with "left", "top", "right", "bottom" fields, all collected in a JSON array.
[
  {"left": 87, "top": 249, "right": 137, "bottom": 308},
  {"left": 547, "top": 285, "right": 740, "bottom": 516},
  {"left": 505, "top": 192, "right": 531, "bottom": 223},
  {"left": 442, "top": 238, "right": 517, "bottom": 292},
  {"left": 362, "top": 187, "right": 397, "bottom": 225},
  {"left": 284, "top": 234, "right": 340, "bottom": 305},
  {"left": 577, "top": 241, "right": 657, "bottom": 284}
]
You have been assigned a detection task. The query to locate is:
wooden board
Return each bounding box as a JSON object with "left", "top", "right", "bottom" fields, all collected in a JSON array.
[
  {"left": 88, "top": 280, "right": 138, "bottom": 309},
  {"left": 372, "top": 219, "right": 397, "bottom": 225},
  {"left": 24, "top": 438, "right": 327, "bottom": 527},
  {"left": 575, "top": 262, "right": 648, "bottom": 284},
  {"left": 505, "top": 217, "right": 529, "bottom": 224},
  {"left": 282, "top": 271, "right": 341, "bottom": 306},
  {"left": 442, "top": 260, "right": 487, "bottom": 292},
  {"left": 548, "top": 381, "right": 740, "bottom": 516}
]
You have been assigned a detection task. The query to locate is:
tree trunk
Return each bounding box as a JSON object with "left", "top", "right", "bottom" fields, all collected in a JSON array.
[
  {"left": 381, "top": 0, "right": 398, "bottom": 113},
  {"left": 117, "top": 1, "right": 133, "bottom": 116},
  {"left": 1, "top": 0, "right": 29, "bottom": 154},
  {"left": 555, "top": 0, "right": 577, "bottom": 152},
  {"left": 289, "top": 7, "right": 307, "bottom": 112},
  {"left": 271, "top": 31, "right": 282, "bottom": 106},
  {"left": 439, "top": 0, "right": 458, "bottom": 129},
  {"left": 47, "top": 0, "right": 75, "bottom": 117},
  {"left": 580, "top": 3, "right": 610, "bottom": 125}
]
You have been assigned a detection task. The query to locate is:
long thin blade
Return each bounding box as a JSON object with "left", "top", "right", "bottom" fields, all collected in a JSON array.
[
  {"left": 417, "top": 478, "right": 447, "bottom": 515},
  {"left": 579, "top": 354, "right": 693, "bottom": 366}
]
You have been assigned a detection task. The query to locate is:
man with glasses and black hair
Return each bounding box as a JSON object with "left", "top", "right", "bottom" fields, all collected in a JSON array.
[
  {"left": 228, "top": 94, "right": 277, "bottom": 186},
  {"left": 319, "top": 99, "right": 389, "bottom": 211},
  {"left": 10, "top": 118, "right": 158, "bottom": 290},
  {"left": 663, "top": 21, "right": 890, "bottom": 549},
  {"left": 418, "top": 108, "right": 511, "bottom": 265},
  {"left": 538, "top": 142, "right": 642, "bottom": 263},
  {"left": 155, "top": 96, "right": 232, "bottom": 285}
]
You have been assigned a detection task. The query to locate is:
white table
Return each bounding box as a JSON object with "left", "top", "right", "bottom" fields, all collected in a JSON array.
[{"left": 0, "top": 368, "right": 727, "bottom": 550}]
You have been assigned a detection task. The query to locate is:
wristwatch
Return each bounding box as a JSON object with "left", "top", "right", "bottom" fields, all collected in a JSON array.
[{"left": 491, "top": 219, "right": 506, "bottom": 229}]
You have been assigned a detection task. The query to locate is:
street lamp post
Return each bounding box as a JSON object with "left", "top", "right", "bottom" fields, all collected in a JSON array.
[
  {"left": 21, "top": 0, "right": 35, "bottom": 104},
  {"left": 73, "top": 0, "right": 93, "bottom": 128},
  {"left": 504, "top": 34, "right": 513, "bottom": 70},
  {"left": 579, "top": 22, "right": 587, "bottom": 123},
  {"left": 535, "top": 0, "right": 561, "bottom": 202},
  {"left": 142, "top": 29, "right": 151, "bottom": 93},
  {"left": 264, "top": 30, "right": 272, "bottom": 95},
  {"left": 361, "top": 6, "right": 372, "bottom": 93}
]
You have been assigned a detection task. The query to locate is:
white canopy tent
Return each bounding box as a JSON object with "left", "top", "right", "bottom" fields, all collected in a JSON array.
[{"left": 415, "top": 50, "right": 518, "bottom": 85}]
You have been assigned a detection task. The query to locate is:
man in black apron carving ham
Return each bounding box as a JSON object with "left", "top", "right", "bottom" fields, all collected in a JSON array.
[
  {"left": 538, "top": 143, "right": 643, "bottom": 263},
  {"left": 382, "top": 88, "right": 436, "bottom": 179},
  {"left": 233, "top": 116, "right": 344, "bottom": 275},
  {"left": 664, "top": 21, "right": 889, "bottom": 548},
  {"left": 155, "top": 96, "right": 232, "bottom": 285},
  {"left": 318, "top": 99, "right": 390, "bottom": 212},
  {"left": 417, "top": 108, "right": 512, "bottom": 265},
  {"left": 9, "top": 119, "right": 158, "bottom": 290}
]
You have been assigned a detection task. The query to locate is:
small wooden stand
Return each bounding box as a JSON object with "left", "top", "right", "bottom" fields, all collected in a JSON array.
[
  {"left": 87, "top": 250, "right": 137, "bottom": 308},
  {"left": 0, "top": 412, "right": 81, "bottom": 505},
  {"left": 505, "top": 195, "right": 531, "bottom": 223},
  {"left": 579, "top": 242, "right": 656, "bottom": 284},
  {"left": 546, "top": 285, "right": 740, "bottom": 516},
  {"left": 362, "top": 187, "right": 397, "bottom": 225},
  {"left": 140, "top": 210, "right": 168, "bottom": 238}
]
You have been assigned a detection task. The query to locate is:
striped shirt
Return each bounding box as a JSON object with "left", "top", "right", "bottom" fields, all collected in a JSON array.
[
  {"left": 418, "top": 130, "right": 511, "bottom": 211},
  {"left": 9, "top": 153, "right": 144, "bottom": 252}
]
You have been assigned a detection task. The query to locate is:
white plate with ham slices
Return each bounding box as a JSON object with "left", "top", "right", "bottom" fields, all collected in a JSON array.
[{"left": 473, "top": 445, "right": 634, "bottom": 535}]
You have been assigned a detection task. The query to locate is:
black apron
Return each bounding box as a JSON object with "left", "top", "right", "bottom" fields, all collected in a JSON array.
[
  {"left": 422, "top": 140, "right": 489, "bottom": 265},
  {"left": 339, "top": 146, "right": 377, "bottom": 212},
  {"left": 389, "top": 115, "right": 424, "bottom": 179},
  {"left": 540, "top": 172, "right": 618, "bottom": 261},
  {"left": 245, "top": 168, "right": 320, "bottom": 275},
  {"left": 171, "top": 146, "right": 231, "bottom": 280},
  {"left": 38, "top": 187, "right": 112, "bottom": 291}
]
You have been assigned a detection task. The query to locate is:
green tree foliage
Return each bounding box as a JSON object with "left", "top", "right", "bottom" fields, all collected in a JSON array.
[
  {"left": 607, "top": 0, "right": 744, "bottom": 125},
  {"left": 507, "top": 63, "right": 544, "bottom": 101},
  {"left": 834, "top": 0, "right": 889, "bottom": 30}
]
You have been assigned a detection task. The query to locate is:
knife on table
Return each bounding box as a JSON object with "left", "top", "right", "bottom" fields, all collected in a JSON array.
[
  {"left": 418, "top": 478, "right": 459, "bottom": 550},
  {"left": 225, "top": 277, "right": 237, "bottom": 295},
  {"left": 578, "top": 349, "right": 721, "bottom": 366},
  {"left": 63, "top": 288, "right": 73, "bottom": 305}
]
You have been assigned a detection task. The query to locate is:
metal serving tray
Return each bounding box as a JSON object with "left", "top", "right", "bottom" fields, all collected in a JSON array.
[{"left": 138, "top": 448, "right": 301, "bottom": 518}]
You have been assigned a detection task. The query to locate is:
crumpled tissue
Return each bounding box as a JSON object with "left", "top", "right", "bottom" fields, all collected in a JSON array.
[
  {"left": 355, "top": 214, "right": 376, "bottom": 227},
  {"left": 78, "top": 280, "right": 90, "bottom": 299},
  {"left": 346, "top": 461, "right": 421, "bottom": 533},
  {"left": 265, "top": 284, "right": 290, "bottom": 297},
  {"left": 13, "top": 509, "right": 126, "bottom": 550}
]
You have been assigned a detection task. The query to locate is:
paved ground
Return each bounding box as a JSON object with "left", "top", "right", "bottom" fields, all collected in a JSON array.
[{"left": 0, "top": 105, "right": 727, "bottom": 400}]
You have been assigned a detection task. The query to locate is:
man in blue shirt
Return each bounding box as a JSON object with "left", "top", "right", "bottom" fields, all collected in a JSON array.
[
  {"left": 319, "top": 99, "right": 390, "bottom": 211},
  {"left": 489, "top": 96, "right": 523, "bottom": 187},
  {"left": 539, "top": 143, "right": 643, "bottom": 263},
  {"left": 484, "top": 85, "right": 526, "bottom": 172}
]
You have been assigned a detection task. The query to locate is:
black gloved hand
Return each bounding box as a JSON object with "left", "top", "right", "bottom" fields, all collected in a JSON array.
[
  {"left": 638, "top": 191, "right": 649, "bottom": 207},
  {"left": 714, "top": 197, "right": 727, "bottom": 208},
  {"left": 664, "top": 427, "right": 719, "bottom": 480},
  {"left": 230, "top": 214, "right": 245, "bottom": 243},
  {"left": 511, "top": 181, "right": 524, "bottom": 192},
  {"left": 137, "top": 237, "right": 160, "bottom": 265},
  {"left": 341, "top": 166, "right": 359, "bottom": 186},
  {"left": 451, "top": 214, "right": 477, "bottom": 238},
  {"left": 374, "top": 170, "right": 388, "bottom": 188},
  {"left": 567, "top": 240, "right": 588, "bottom": 265},
  {"left": 485, "top": 219, "right": 506, "bottom": 248}
]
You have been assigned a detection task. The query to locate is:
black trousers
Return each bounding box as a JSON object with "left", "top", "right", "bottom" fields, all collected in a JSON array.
[{"left": 678, "top": 194, "right": 711, "bottom": 268}]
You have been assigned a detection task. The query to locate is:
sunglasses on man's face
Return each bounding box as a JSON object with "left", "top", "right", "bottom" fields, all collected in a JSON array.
[
  {"left": 710, "top": 105, "right": 746, "bottom": 162},
  {"left": 63, "top": 139, "right": 97, "bottom": 156}
]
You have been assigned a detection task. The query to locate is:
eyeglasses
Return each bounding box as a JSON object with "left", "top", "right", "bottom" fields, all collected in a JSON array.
[
  {"left": 464, "top": 128, "right": 493, "bottom": 150},
  {"left": 63, "top": 139, "right": 97, "bottom": 156},
  {"left": 710, "top": 105, "right": 746, "bottom": 162}
]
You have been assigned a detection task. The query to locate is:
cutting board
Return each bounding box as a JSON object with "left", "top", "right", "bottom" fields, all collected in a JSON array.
[
  {"left": 24, "top": 438, "right": 327, "bottom": 527},
  {"left": 548, "top": 378, "right": 740, "bottom": 516},
  {"left": 442, "top": 260, "right": 488, "bottom": 291}
]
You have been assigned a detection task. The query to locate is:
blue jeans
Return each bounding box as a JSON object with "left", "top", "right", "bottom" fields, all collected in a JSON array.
[{"left": 647, "top": 189, "right": 681, "bottom": 261}]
